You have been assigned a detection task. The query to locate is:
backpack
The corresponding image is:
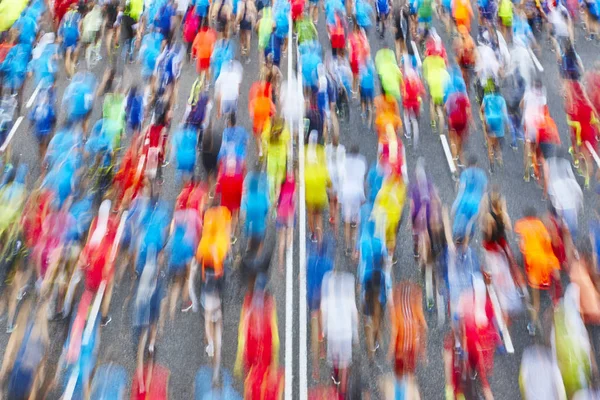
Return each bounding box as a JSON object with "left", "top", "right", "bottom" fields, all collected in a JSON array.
[
  {"left": 418, "top": 0, "right": 433, "bottom": 18},
  {"left": 183, "top": 10, "right": 200, "bottom": 43},
  {"left": 187, "top": 95, "right": 209, "bottom": 127},
  {"left": 330, "top": 17, "right": 345, "bottom": 49},
  {"left": 449, "top": 93, "right": 468, "bottom": 126}
]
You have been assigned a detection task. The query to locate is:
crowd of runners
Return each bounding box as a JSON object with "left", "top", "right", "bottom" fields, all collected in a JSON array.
[{"left": 1, "top": 0, "right": 600, "bottom": 396}]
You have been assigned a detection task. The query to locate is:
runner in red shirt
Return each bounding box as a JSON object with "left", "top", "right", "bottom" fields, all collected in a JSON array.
[
  {"left": 216, "top": 154, "right": 245, "bottom": 242},
  {"left": 78, "top": 200, "right": 119, "bottom": 326},
  {"left": 348, "top": 24, "right": 370, "bottom": 96},
  {"left": 445, "top": 89, "right": 472, "bottom": 167}
]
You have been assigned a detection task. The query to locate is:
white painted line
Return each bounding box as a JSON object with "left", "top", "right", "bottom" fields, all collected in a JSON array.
[
  {"left": 26, "top": 82, "right": 42, "bottom": 109},
  {"left": 440, "top": 134, "right": 456, "bottom": 175},
  {"left": 527, "top": 47, "right": 544, "bottom": 72},
  {"left": 284, "top": 10, "right": 294, "bottom": 400},
  {"left": 585, "top": 141, "right": 600, "bottom": 168},
  {"left": 487, "top": 283, "right": 515, "bottom": 353},
  {"left": 63, "top": 366, "right": 80, "bottom": 400},
  {"left": 411, "top": 41, "right": 422, "bottom": 68},
  {"left": 0, "top": 116, "right": 23, "bottom": 152},
  {"left": 82, "top": 280, "right": 106, "bottom": 346},
  {"left": 298, "top": 47, "right": 308, "bottom": 400},
  {"left": 425, "top": 262, "right": 433, "bottom": 309}
]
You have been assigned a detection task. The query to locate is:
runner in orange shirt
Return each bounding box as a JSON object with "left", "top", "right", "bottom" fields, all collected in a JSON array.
[
  {"left": 514, "top": 207, "right": 561, "bottom": 336},
  {"left": 249, "top": 84, "right": 276, "bottom": 157},
  {"left": 452, "top": 0, "right": 473, "bottom": 31},
  {"left": 388, "top": 282, "right": 427, "bottom": 386},
  {"left": 192, "top": 19, "right": 217, "bottom": 82}
]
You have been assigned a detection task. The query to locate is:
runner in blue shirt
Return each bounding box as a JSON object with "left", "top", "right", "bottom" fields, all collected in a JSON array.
[
  {"left": 355, "top": 0, "right": 374, "bottom": 31},
  {"left": 306, "top": 237, "right": 334, "bottom": 379},
  {"left": 452, "top": 156, "right": 488, "bottom": 240},
  {"left": 242, "top": 171, "right": 270, "bottom": 243},
  {"left": 139, "top": 32, "right": 164, "bottom": 82},
  {"left": 0, "top": 43, "right": 31, "bottom": 111},
  {"left": 63, "top": 72, "right": 96, "bottom": 131},
  {"left": 125, "top": 85, "right": 144, "bottom": 135},
  {"left": 359, "top": 60, "right": 376, "bottom": 126},
  {"left": 28, "top": 85, "right": 57, "bottom": 158},
  {"left": 218, "top": 113, "right": 249, "bottom": 161},
  {"left": 58, "top": 5, "right": 82, "bottom": 77},
  {"left": 375, "top": 0, "right": 391, "bottom": 37},
  {"left": 171, "top": 125, "right": 198, "bottom": 182},
  {"left": 28, "top": 40, "right": 59, "bottom": 87},
  {"left": 481, "top": 87, "right": 509, "bottom": 171},
  {"left": 14, "top": 13, "right": 38, "bottom": 46}
]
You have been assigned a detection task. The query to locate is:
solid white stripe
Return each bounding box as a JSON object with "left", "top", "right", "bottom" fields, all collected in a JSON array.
[
  {"left": 284, "top": 11, "right": 295, "bottom": 400},
  {"left": 298, "top": 40, "right": 308, "bottom": 400},
  {"left": 440, "top": 134, "right": 456, "bottom": 174},
  {"left": 26, "top": 82, "right": 42, "bottom": 109},
  {"left": 0, "top": 116, "right": 23, "bottom": 152}
]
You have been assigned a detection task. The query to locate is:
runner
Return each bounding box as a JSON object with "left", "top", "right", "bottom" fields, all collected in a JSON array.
[{"left": 514, "top": 207, "right": 561, "bottom": 335}]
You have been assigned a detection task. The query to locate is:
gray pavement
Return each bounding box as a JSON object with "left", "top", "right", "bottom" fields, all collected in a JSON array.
[{"left": 1, "top": 6, "right": 600, "bottom": 400}]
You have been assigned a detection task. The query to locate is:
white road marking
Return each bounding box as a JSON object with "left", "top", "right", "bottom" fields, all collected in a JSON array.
[
  {"left": 285, "top": 12, "right": 294, "bottom": 400},
  {"left": 26, "top": 82, "right": 42, "bottom": 109},
  {"left": 586, "top": 141, "right": 600, "bottom": 168},
  {"left": 487, "top": 283, "right": 515, "bottom": 353},
  {"left": 0, "top": 116, "right": 23, "bottom": 153},
  {"left": 411, "top": 41, "right": 422, "bottom": 68},
  {"left": 63, "top": 366, "right": 80, "bottom": 400},
  {"left": 527, "top": 47, "right": 544, "bottom": 72},
  {"left": 440, "top": 134, "right": 456, "bottom": 175},
  {"left": 298, "top": 42, "right": 308, "bottom": 400}
]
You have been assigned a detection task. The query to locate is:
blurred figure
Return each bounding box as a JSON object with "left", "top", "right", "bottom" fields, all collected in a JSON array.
[
  {"left": 452, "top": 156, "right": 487, "bottom": 241},
  {"left": 132, "top": 245, "right": 166, "bottom": 394},
  {"left": 553, "top": 284, "right": 593, "bottom": 398},
  {"left": 514, "top": 207, "right": 561, "bottom": 336},
  {"left": 519, "top": 345, "right": 566, "bottom": 400},
  {"left": 305, "top": 131, "right": 330, "bottom": 243},
  {"left": 234, "top": 275, "right": 280, "bottom": 391},
  {"left": 241, "top": 170, "right": 270, "bottom": 247},
  {"left": 58, "top": 3, "right": 82, "bottom": 78},
  {"left": 321, "top": 271, "right": 358, "bottom": 396},
  {"left": 388, "top": 282, "right": 426, "bottom": 394},
  {"left": 543, "top": 148, "right": 583, "bottom": 241},
  {"left": 215, "top": 59, "right": 242, "bottom": 119},
  {"left": 0, "top": 299, "right": 49, "bottom": 400},
  {"left": 341, "top": 145, "right": 367, "bottom": 254},
  {"left": 307, "top": 238, "right": 334, "bottom": 379},
  {"left": 276, "top": 173, "right": 295, "bottom": 272},
  {"left": 216, "top": 148, "right": 245, "bottom": 242}
]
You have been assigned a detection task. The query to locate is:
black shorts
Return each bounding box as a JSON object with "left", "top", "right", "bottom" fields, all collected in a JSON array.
[
  {"left": 395, "top": 26, "right": 404, "bottom": 41},
  {"left": 539, "top": 142, "right": 557, "bottom": 159},
  {"left": 240, "top": 19, "right": 252, "bottom": 31}
]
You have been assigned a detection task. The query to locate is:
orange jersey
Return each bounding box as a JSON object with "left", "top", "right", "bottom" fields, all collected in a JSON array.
[
  {"left": 375, "top": 111, "right": 402, "bottom": 143},
  {"left": 197, "top": 206, "right": 231, "bottom": 279},
  {"left": 514, "top": 217, "right": 560, "bottom": 289},
  {"left": 192, "top": 28, "right": 217, "bottom": 70}
]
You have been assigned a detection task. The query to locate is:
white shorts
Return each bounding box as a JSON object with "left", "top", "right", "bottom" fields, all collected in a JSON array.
[
  {"left": 327, "top": 337, "right": 352, "bottom": 368},
  {"left": 341, "top": 190, "right": 363, "bottom": 223}
]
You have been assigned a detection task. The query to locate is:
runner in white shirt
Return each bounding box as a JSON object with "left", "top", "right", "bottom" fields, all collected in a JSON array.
[
  {"left": 321, "top": 271, "right": 359, "bottom": 395},
  {"left": 340, "top": 145, "right": 367, "bottom": 255},
  {"left": 214, "top": 59, "right": 243, "bottom": 118},
  {"left": 548, "top": 4, "right": 572, "bottom": 52}
]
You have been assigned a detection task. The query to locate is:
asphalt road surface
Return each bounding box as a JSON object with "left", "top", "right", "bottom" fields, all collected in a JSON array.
[{"left": 1, "top": 6, "right": 600, "bottom": 400}]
